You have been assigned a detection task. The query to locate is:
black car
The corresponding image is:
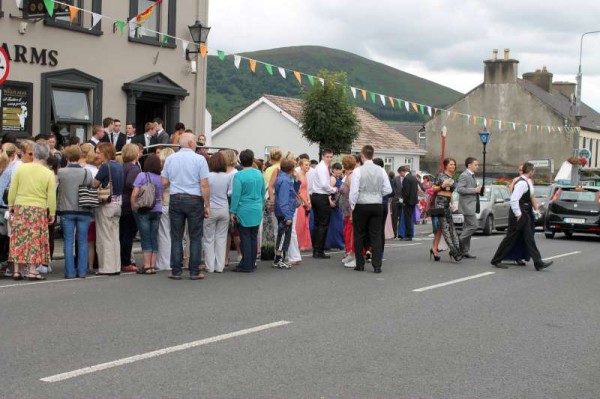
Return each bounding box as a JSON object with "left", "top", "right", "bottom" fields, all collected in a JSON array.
[
  {"left": 544, "top": 186, "right": 600, "bottom": 238},
  {"left": 533, "top": 184, "right": 553, "bottom": 227}
]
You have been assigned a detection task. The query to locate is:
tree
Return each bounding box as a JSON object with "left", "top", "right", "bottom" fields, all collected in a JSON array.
[{"left": 300, "top": 70, "right": 359, "bottom": 155}]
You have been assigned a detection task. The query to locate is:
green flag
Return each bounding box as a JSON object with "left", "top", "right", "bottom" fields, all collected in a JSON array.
[
  {"left": 419, "top": 104, "right": 425, "bottom": 114},
  {"left": 396, "top": 99, "right": 402, "bottom": 108},
  {"left": 308, "top": 75, "right": 315, "bottom": 86},
  {"left": 115, "top": 20, "right": 126, "bottom": 34},
  {"left": 265, "top": 63, "right": 273, "bottom": 75},
  {"left": 161, "top": 34, "right": 169, "bottom": 46},
  {"left": 217, "top": 50, "right": 225, "bottom": 61},
  {"left": 370, "top": 92, "right": 376, "bottom": 103},
  {"left": 43, "top": 0, "right": 55, "bottom": 17}
]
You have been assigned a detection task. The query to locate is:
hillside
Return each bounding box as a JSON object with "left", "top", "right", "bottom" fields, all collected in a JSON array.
[{"left": 207, "top": 45, "right": 463, "bottom": 128}]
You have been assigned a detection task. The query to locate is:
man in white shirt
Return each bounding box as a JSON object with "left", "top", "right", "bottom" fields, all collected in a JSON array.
[
  {"left": 349, "top": 145, "right": 392, "bottom": 273},
  {"left": 309, "top": 148, "right": 337, "bottom": 259},
  {"left": 491, "top": 162, "right": 552, "bottom": 271},
  {"left": 88, "top": 125, "right": 105, "bottom": 148}
]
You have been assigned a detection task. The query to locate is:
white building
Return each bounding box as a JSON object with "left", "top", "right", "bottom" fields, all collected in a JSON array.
[{"left": 212, "top": 95, "right": 425, "bottom": 170}]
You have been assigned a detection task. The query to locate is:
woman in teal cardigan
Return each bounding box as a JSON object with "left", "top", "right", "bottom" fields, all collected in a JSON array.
[{"left": 230, "top": 149, "right": 266, "bottom": 272}]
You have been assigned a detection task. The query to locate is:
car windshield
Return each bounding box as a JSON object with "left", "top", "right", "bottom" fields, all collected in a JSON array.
[
  {"left": 534, "top": 185, "right": 551, "bottom": 198},
  {"left": 559, "top": 190, "right": 598, "bottom": 202}
]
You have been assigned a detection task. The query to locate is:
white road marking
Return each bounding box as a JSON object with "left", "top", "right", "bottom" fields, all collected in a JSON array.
[
  {"left": 384, "top": 243, "right": 423, "bottom": 248},
  {"left": 41, "top": 320, "right": 292, "bottom": 383},
  {"left": 0, "top": 272, "right": 137, "bottom": 289},
  {"left": 413, "top": 272, "right": 496, "bottom": 292},
  {"left": 543, "top": 251, "right": 581, "bottom": 261}
]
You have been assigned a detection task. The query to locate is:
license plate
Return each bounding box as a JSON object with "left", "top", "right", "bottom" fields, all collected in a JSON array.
[
  {"left": 452, "top": 214, "right": 464, "bottom": 224},
  {"left": 564, "top": 218, "right": 585, "bottom": 224}
]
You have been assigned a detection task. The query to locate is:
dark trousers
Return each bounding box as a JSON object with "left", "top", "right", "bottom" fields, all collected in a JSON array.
[
  {"left": 310, "top": 193, "right": 332, "bottom": 255},
  {"left": 353, "top": 204, "right": 383, "bottom": 270},
  {"left": 239, "top": 225, "right": 259, "bottom": 271},
  {"left": 390, "top": 201, "right": 399, "bottom": 237},
  {"left": 491, "top": 210, "right": 542, "bottom": 265},
  {"left": 403, "top": 203, "right": 415, "bottom": 239},
  {"left": 275, "top": 217, "right": 292, "bottom": 258},
  {"left": 395, "top": 203, "right": 404, "bottom": 237},
  {"left": 119, "top": 213, "right": 138, "bottom": 267},
  {"left": 381, "top": 201, "right": 388, "bottom": 254},
  {"left": 169, "top": 195, "right": 205, "bottom": 276}
]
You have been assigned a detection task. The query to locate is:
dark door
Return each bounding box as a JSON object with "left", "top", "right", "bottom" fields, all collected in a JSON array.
[{"left": 135, "top": 99, "right": 166, "bottom": 135}]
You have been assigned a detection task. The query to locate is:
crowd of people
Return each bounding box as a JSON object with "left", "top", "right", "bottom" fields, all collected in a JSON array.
[{"left": 0, "top": 116, "right": 552, "bottom": 281}]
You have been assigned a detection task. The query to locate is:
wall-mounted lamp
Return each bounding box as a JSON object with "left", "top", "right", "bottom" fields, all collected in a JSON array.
[{"left": 185, "top": 20, "right": 211, "bottom": 61}]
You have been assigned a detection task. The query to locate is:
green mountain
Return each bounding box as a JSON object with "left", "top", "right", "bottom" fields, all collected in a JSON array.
[{"left": 207, "top": 45, "right": 463, "bottom": 128}]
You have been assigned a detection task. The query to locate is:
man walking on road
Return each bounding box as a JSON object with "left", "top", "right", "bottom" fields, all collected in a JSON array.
[
  {"left": 399, "top": 166, "right": 418, "bottom": 241},
  {"left": 457, "top": 157, "right": 482, "bottom": 258},
  {"left": 349, "top": 145, "right": 392, "bottom": 273},
  {"left": 310, "top": 148, "right": 337, "bottom": 259},
  {"left": 491, "top": 162, "right": 552, "bottom": 271},
  {"left": 161, "top": 132, "right": 211, "bottom": 280}
]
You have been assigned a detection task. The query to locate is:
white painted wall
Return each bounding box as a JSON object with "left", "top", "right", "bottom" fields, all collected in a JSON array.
[{"left": 212, "top": 102, "right": 320, "bottom": 159}]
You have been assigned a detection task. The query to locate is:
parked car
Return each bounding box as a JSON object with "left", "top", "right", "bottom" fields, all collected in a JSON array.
[
  {"left": 533, "top": 183, "right": 553, "bottom": 227},
  {"left": 544, "top": 186, "right": 600, "bottom": 238},
  {"left": 452, "top": 184, "right": 511, "bottom": 235}
]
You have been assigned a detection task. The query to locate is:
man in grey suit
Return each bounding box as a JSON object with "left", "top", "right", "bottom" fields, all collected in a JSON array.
[{"left": 457, "top": 157, "right": 482, "bottom": 259}]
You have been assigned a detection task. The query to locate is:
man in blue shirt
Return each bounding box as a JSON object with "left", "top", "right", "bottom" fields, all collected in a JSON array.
[{"left": 161, "top": 133, "right": 210, "bottom": 280}]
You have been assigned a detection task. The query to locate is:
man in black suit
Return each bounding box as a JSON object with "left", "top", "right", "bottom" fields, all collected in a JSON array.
[
  {"left": 154, "top": 117, "right": 170, "bottom": 145},
  {"left": 109, "top": 119, "right": 127, "bottom": 152},
  {"left": 100, "top": 117, "right": 114, "bottom": 143},
  {"left": 399, "top": 166, "right": 418, "bottom": 241},
  {"left": 88, "top": 125, "right": 105, "bottom": 148},
  {"left": 391, "top": 169, "right": 404, "bottom": 238},
  {"left": 131, "top": 121, "right": 158, "bottom": 167}
]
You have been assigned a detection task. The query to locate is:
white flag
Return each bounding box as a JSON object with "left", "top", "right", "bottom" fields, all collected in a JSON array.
[
  {"left": 379, "top": 94, "right": 386, "bottom": 106},
  {"left": 16, "top": 0, "right": 23, "bottom": 8},
  {"left": 234, "top": 55, "right": 241, "bottom": 69},
  {"left": 128, "top": 19, "right": 137, "bottom": 38},
  {"left": 278, "top": 67, "right": 286, "bottom": 79},
  {"left": 90, "top": 13, "right": 103, "bottom": 30},
  {"left": 350, "top": 87, "right": 357, "bottom": 99},
  {"left": 427, "top": 106, "right": 432, "bottom": 116},
  {"left": 182, "top": 40, "right": 189, "bottom": 59},
  {"left": 404, "top": 101, "right": 410, "bottom": 112},
  {"left": 498, "top": 120, "right": 502, "bottom": 129},
  {"left": 318, "top": 78, "right": 324, "bottom": 86}
]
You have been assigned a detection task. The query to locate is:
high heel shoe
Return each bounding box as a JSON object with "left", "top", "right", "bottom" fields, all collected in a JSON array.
[{"left": 429, "top": 249, "right": 440, "bottom": 262}]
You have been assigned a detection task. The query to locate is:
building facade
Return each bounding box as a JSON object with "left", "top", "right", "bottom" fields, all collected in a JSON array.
[
  {"left": 212, "top": 95, "right": 426, "bottom": 169},
  {"left": 0, "top": 0, "right": 209, "bottom": 141},
  {"left": 423, "top": 50, "right": 600, "bottom": 175}
]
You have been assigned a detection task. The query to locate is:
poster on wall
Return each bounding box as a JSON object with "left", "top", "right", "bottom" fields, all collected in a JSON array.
[{"left": 0, "top": 81, "right": 33, "bottom": 137}]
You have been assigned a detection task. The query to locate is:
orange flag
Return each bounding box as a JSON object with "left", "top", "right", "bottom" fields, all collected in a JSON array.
[
  {"left": 69, "top": 5, "right": 78, "bottom": 23},
  {"left": 249, "top": 59, "right": 257, "bottom": 72},
  {"left": 411, "top": 102, "right": 419, "bottom": 113},
  {"left": 293, "top": 71, "right": 302, "bottom": 84},
  {"left": 389, "top": 96, "right": 395, "bottom": 107},
  {"left": 200, "top": 44, "right": 208, "bottom": 58},
  {"left": 361, "top": 89, "right": 367, "bottom": 101}
]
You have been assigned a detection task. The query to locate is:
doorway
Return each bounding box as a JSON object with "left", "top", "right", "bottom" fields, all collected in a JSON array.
[{"left": 136, "top": 99, "right": 166, "bottom": 134}]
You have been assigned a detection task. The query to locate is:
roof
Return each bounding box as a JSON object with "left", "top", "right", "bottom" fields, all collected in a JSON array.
[
  {"left": 518, "top": 79, "right": 600, "bottom": 132},
  {"left": 263, "top": 94, "right": 425, "bottom": 153}
]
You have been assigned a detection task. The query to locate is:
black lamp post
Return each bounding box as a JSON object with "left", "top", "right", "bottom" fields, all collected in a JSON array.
[
  {"left": 185, "top": 20, "right": 211, "bottom": 60},
  {"left": 479, "top": 127, "right": 491, "bottom": 196}
]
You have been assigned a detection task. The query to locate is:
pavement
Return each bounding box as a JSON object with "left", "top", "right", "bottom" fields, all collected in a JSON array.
[{"left": 1, "top": 225, "right": 599, "bottom": 399}]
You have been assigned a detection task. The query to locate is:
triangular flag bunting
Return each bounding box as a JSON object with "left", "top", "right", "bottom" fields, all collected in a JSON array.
[
  {"left": 181, "top": 40, "right": 189, "bottom": 58},
  {"left": 43, "top": 0, "right": 55, "bottom": 17},
  {"left": 160, "top": 34, "right": 169, "bottom": 46},
  {"left": 350, "top": 87, "right": 357, "bottom": 99},
  {"left": 379, "top": 94, "right": 386, "bottom": 106},
  {"left": 16, "top": 0, "right": 23, "bottom": 8},
  {"left": 308, "top": 75, "right": 315, "bottom": 86},
  {"left": 115, "top": 20, "right": 126, "bottom": 34},
  {"left": 293, "top": 71, "right": 302, "bottom": 84},
  {"left": 483, "top": 118, "right": 487, "bottom": 127},
  {"left": 69, "top": 5, "right": 78, "bottom": 23},
  {"left": 128, "top": 20, "right": 137, "bottom": 38},
  {"left": 370, "top": 92, "right": 376, "bottom": 103},
  {"left": 427, "top": 106, "right": 432, "bottom": 116},
  {"left": 233, "top": 55, "right": 241, "bottom": 69},
  {"left": 200, "top": 44, "right": 208, "bottom": 58},
  {"left": 396, "top": 99, "right": 402, "bottom": 109},
  {"left": 411, "top": 103, "right": 418, "bottom": 113},
  {"left": 278, "top": 67, "right": 287, "bottom": 79},
  {"left": 90, "top": 12, "right": 102, "bottom": 30},
  {"left": 217, "top": 50, "right": 225, "bottom": 61},
  {"left": 265, "top": 63, "right": 273, "bottom": 76},
  {"left": 389, "top": 97, "right": 395, "bottom": 108},
  {"left": 249, "top": 59, "right": 257, "bottom": 73},
  {"left": 361, "top": 90, "right": 367, "bottom": 101},
  {"left": 404, "top": 101, "right": 410, "bottom": 112},
  {"left": 319, "top": 78, "right": 324, "bottom": 86},
  {"left": 418, "top": 104, "right": 425, "bottom": 114}
]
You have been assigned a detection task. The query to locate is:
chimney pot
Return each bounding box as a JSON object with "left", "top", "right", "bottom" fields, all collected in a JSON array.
[
  {"left": 492, "top": 49, "right": 498, "bottom": 60},
  {"left": 504, "top": 48, "right": 510, "bottom": 60}
]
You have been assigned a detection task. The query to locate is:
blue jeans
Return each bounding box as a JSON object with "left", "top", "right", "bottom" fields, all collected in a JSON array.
[
  {"left": 61, "top": 213, "right": 91, "bottom": 278},
  {"left": 134, "top": 212, "right": 161, "bottom": 253},
  {"left": 169, "top": 195, "right": 204, "bottom": 276},
  {"left": 238, "top": 225, "right": 259, "bottom": 271}
]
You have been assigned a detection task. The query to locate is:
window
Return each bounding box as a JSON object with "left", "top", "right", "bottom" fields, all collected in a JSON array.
[
  {"left": 404, "top": 157, "right": 413, "bottom": 166},
  {"left": 418, "top": 131, "right": 426, "bottom": 148},
  {"left": 0, "top": 0, "right": 4, "bottom": 18},
  {"left": 51, "top": 89, "right": 91, "bottom": 122},
  {"left": 43, "top": 0, "right": 103, "bottom": 36},
  {"left": 129, "top": 0, "right": 176, "bottom": 47},
  {"left": 384, "top": 157, "right": 394, "bottom": 173}
]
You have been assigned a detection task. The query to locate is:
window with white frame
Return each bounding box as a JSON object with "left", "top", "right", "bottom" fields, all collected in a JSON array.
[
  {"left": 384, "top": 157, "right": 394, "bottom": 173},
  {"left": 418, "top": 131, "right": 426, "bottom": 148},
  {"left": 404, "top": 157, "right": 413, "bottom": 167}
]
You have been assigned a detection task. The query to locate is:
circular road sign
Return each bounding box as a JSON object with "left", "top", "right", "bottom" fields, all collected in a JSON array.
[
  {"left": 0, "top": 48, "right": 10, "bottom": 85},
  {"left": 579, "top": 148, "right": 591, "bottom": 159}
]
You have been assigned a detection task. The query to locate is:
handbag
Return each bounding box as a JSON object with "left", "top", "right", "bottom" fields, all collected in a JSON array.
[
  {"left": 97, "top": 162, "right": 113, "bottom": 203},
  {"left": 133, "top": 173, "right": 156, "bottom": 214},
  {"left": 78, "top": 169, "right": 100, "bottom": 208}
]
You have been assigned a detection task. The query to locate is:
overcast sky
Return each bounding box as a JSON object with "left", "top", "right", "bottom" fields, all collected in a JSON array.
[{"left": 209, "top": 0, "right": 600, "bottom": 111}]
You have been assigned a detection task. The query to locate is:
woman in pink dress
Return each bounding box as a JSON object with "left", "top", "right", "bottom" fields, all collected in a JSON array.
[{"left": 295, "top": 159, "right": 312, "bottom": 251}]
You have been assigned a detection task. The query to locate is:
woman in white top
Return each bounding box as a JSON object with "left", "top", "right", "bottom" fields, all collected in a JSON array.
[{"left": 203, "top": 152, "right": 232, "bottom": 273}]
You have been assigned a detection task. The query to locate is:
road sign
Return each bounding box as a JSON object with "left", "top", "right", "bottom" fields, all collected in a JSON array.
[
  {"left": 579, "top": 148, "right": 591, "bottom": 158},
  {"left": 0, "top": 48, "right": 10, "bottom": 85},
  {"left": 529, "top": 159, "right": 551, "bottom": 168}
]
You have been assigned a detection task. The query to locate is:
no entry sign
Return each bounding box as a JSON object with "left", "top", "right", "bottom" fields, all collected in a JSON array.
[{"left": 0, "top": 48, "right": 10, "bottom": 85}]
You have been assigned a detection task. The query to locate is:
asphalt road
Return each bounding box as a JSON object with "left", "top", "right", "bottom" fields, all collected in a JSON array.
[{"left": 1, "top": 227, "right": 599, "bottom": 399}]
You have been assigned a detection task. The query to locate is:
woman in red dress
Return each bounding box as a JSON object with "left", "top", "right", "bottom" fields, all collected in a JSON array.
[{"left": 295, "top": 159, "right": 312, "bottom": 251}]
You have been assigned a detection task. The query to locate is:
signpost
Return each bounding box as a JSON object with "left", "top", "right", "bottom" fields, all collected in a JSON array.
[
  {"left": 0, "top": 48, "right": 10, "bottom": 85},
  {"left": 578, "top": 148, "right": 591, "bottom": 159}
]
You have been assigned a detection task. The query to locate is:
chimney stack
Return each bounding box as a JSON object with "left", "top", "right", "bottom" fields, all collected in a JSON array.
[
  {"left": 484, "top": 48, "right": 519, "bottom": 84},
  {"left": 523, "top": 66, "right": 553, "bottom": 92}
]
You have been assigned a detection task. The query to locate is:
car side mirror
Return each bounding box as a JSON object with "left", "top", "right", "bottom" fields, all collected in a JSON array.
[{"left": 495, "top": 198, "right": 505, "bottom": 204}]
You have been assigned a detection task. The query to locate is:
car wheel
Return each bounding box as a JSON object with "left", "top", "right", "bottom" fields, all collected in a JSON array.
[
  {"left": 483, "top": 215, "right": 493, "bottom": 236},
  {"left": 496, "top": 226, "right": 506, "bottom": 232},
  {"left": 564, "top": 231, "right": 573, "bottom": 238},
  {"left": 545, "top": 231, "right": 555, "bottom": 239}
]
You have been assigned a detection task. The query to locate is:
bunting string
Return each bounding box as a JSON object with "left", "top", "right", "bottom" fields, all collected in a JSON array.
[{"left": 44, "top": 0, "right": 579, "bottom": 136}]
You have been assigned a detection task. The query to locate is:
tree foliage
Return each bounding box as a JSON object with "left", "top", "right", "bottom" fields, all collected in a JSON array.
[{"left": 299, "top": 70, "right": 359, "bottom": 154}]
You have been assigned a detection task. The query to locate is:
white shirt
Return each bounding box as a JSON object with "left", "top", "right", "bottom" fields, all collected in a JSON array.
[
  {"left": 306, "top": 168, "right": 315, "bottom": 195},
  {"left": 510, "top": 178, "right": 533, "bottom": 218},
  {"left": 349, "top": 160, "right": 392, "bottom": 209},
  {"left": 311, "top": 160, "right": 336, "bottom": 195}
]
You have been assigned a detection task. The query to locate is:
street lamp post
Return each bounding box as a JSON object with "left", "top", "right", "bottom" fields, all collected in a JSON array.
[
  {"left": 479, "top": 127, "right": 491, "bottom": 196},
  {"left": 439, "top": 126, "right": 447, "bottom": 172},
  {"left": 574, "top": 30, "right": 600, "bottom": 185}
]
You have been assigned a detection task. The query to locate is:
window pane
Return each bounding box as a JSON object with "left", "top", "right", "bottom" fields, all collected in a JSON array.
[
  {"left": 137, "top": 0, "right": 159, "bottom": 38},
  {"left": 55, "top": 1, "right": 80, "bottom": 24},
  {"left": 51, "top": 89, "right": 91, "bottom": 121}
]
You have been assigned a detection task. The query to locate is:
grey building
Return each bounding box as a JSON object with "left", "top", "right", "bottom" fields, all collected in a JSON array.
[
  {"left": 423, "top": 50, "right": 600, "bottom": 174},
  {"left": 0, "top": 0, "right": 209, "bottom": 141}
]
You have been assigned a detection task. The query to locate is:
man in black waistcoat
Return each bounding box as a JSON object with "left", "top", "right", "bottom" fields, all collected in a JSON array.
[{"left": 491, "top": 162, "right": 552, "bottom": 271}]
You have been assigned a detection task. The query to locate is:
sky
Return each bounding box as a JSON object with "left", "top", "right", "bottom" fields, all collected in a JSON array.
[{"left": 209, "top": 0, "right": 600, "bottom": 111}]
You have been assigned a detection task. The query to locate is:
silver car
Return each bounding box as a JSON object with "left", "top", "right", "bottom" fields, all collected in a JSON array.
[{"left": 452, "top": 185, "right": 511, "bottom": 235}]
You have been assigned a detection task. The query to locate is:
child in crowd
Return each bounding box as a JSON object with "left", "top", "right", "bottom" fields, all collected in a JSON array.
[{"left": 273, "top": 160, "right": 296, "bottom": 269}]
